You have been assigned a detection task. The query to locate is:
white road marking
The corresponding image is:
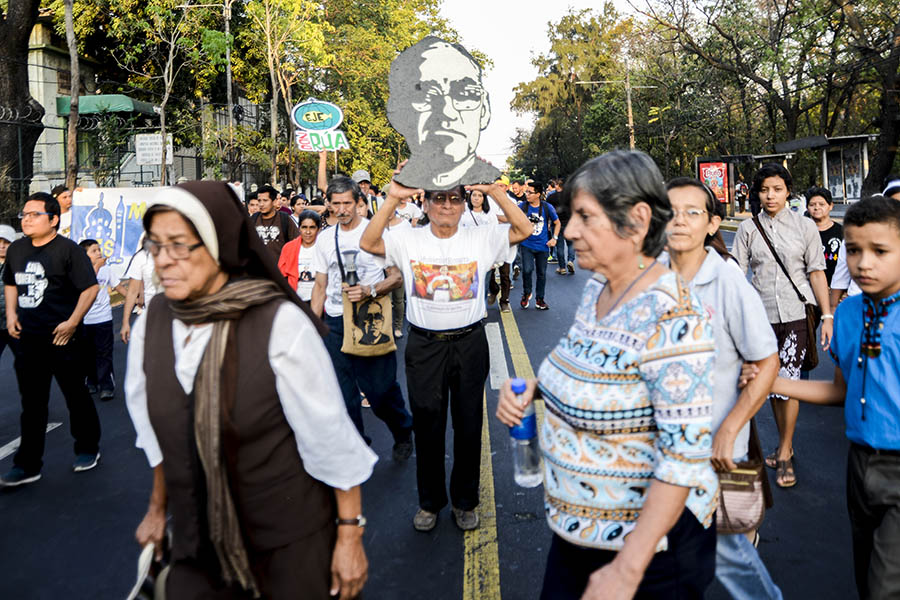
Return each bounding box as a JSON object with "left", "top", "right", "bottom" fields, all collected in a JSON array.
[
  {"left": 486, "top": 322, "right": 509, "bottom": 390},
  {"left": 0, "top": 422, "right": 62, "bottom": 461}
]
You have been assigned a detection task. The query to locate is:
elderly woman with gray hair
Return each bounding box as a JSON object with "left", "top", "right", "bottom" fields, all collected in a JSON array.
[{"left": 496, "top": 151, "right": 719, "bottom": 599}]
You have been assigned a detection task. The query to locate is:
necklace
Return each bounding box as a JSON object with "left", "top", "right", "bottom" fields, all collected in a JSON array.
[{"left": 598, "top": 259, "right": 658, "bottom": 318}]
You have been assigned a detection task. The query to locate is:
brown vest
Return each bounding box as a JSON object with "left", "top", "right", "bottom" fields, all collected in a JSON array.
[{"left": 144, "top": 295, "right": 335, "bottom": 561}]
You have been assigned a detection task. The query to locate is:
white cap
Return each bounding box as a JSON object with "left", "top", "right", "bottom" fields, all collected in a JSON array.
[
  {"left": 0, "top": 224, "right": 17, "bottom": 243},
  {"left": 351, "top": 169, "right": 371, "bottom": 184}
]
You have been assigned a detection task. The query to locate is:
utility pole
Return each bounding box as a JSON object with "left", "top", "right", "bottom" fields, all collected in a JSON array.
[{"left": 577, "top": 59, "right": 656, "bottom": 150}]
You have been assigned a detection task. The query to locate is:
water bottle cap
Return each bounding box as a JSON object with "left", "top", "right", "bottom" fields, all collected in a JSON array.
[{"left": 511, "top": 377, "right": 527, "bottom": 395}]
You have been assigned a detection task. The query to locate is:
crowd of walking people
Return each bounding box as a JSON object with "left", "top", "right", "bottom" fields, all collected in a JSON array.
[{"left": 1, "top": 148, "right": 899, "bottom": 600}]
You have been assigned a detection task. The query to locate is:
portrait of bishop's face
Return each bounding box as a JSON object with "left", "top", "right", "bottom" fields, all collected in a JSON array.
[{"left": 388, "top": 36, "right": 500, "bottom": 191}]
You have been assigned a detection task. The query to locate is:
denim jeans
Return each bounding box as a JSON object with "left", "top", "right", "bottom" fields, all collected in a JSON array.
[
  {"left": 716, "top": 533, "right": 783, "bottom": 599},
  {"left": 520, "top": 246, "right": 549, "bottom": 299},
  {"left": 323, "top": 315, "right": 413, "bottom": 444},
  {"left": 557, "top": 225, "right": 576, "bottom": 265}
]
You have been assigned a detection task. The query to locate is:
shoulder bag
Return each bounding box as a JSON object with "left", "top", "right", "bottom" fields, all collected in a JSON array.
[
  {"left": 717, "top": 418, "right": 774, "bottom": 534},
  {"left": 751, "top": 215, "right": 820, "bottom": 370},
  {"left": 334, "top": 226, "right": 396, "bottom": 357}
]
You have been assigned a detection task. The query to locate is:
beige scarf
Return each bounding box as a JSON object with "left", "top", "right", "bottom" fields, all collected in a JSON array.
[{"left": 171, "top": 278, "right": 285, "bottom": 597}]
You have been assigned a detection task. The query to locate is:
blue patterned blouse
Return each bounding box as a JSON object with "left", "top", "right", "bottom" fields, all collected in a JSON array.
[{"left": 537, "top": 271, "right": 718, "bottom": 552}]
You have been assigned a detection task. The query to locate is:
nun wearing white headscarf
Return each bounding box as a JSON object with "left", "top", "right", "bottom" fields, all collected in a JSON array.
[{"left": 124, "top": 181, "right": 375, "bottom": 599}]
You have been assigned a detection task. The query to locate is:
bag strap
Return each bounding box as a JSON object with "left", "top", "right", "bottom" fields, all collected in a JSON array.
[
  {"left": 748, "top": 417, "right": 775, "bottom": 510},
  {"left": 751, "top": 215, "right": 808, "bottom": 304},
  {"left": 334, "top": 225, "right": 346, "bottom": 281}
]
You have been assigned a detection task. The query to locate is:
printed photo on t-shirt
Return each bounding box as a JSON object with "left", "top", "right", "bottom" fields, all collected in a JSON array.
[
  {"left": 528, "top": 212, "right": 545, "bottom": 237},
  {"left": 410, "top": 261, "right": 478, "bottom": 302}
]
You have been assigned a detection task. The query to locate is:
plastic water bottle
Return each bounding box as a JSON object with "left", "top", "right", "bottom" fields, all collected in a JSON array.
[{"left": 509, "top": 378, "right": 543, "bottom": 488}]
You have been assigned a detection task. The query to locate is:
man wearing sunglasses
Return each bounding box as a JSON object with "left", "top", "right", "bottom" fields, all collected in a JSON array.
[
  {"left": 1, "top": 192, "right": 101, "bottom": 487},
  {"left": 361, "top": 179, "right": 531, "bottom": 533},
  {"left": 387, "top": 36, "right": 500, "bottom": 190}
]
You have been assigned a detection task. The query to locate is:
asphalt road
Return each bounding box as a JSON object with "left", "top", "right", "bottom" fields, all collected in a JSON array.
[{"left": 0, "top": 246, "right": 856, "bottom": 599}]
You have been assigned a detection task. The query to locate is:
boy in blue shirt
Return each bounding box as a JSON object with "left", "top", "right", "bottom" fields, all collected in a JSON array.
[
  {"left": 743, "top": 195, "right": 900, "bottom": 599},
  {"left": 517, "top": 181, "right": 560, "bottom": 310}
]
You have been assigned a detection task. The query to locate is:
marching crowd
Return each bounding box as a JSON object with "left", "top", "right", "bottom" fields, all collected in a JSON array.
[{"left": 1, "top": 152, "right": 900, "bottom": 600}]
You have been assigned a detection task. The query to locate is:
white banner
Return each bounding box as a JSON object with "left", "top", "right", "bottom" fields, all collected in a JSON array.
[{"left": 70, "top": 187, "right": 161, "bottom": 284}]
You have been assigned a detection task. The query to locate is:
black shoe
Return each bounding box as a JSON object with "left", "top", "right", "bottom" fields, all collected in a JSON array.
[
  {"left": 512, "top": 265, "right": 520, "bottom": 280},
  {"left": 99, "top": 389, "right": 115, "bottom": 401},
  {"left": 86, "top": 384, "right": 98, "bottom": 395},
  {"left": 392, "top": 437, "right": 413, "bottom": 461},
  {"left": 73, "top": 453, "right": 100, "bottom": 472},
  {"left": 0, "top": 467, "right": 41, "bottom": 488},
  {"left": 536, "top": 298, "right": 549, "bottom": 310},
  {"left": 520, "top": 294, "right": 531, "bottom": 309}
]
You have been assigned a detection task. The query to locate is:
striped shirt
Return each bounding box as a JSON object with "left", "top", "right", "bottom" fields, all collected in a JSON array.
[{"left": 537, "top": 272, "right": 718, "bottom": 552}]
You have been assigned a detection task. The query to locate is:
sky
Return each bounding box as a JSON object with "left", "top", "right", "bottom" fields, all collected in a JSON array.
[{"left": 438, "top": 0, "right": 614, "bottom": 169}]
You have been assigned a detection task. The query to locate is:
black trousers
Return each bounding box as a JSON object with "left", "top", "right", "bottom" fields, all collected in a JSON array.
[
  {"left": 540, "top": 509, "right": 716, "bottom": 599},
  {"left": 323, "top": 315, "right": 412, "bottom": 444},
  {"left": 405, "top": 323, "right": 489, "bottom": 512},
  {"left": 847, "top": 443, "right": 900, "bottom": 600},
  {"left": 83, "top": 320, "right": 115, "bottom": 392},
  {"left": 13, "top": 331, "right": 101, "bottom": 474},
  {"left": 0, "top": 328, "right": 20, "bottom": 360}
]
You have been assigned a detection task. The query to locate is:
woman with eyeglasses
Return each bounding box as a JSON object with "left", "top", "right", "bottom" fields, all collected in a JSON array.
[
  {"left": 124, "top": 182, "right": 376, "bottom": 599},
  {"left": 495, "top": 152, "right": 718, "bottom": 599},
  {"left": 665, "top": 177, "right": 783, "bottom": 599},
  {"left": 361, "top": 177, "right": 532, "bottom": 533}
]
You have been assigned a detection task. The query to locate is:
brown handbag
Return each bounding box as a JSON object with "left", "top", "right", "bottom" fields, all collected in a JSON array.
[
  {"left": 717, "top": 419, "right": 774, "bottom": 534},
  {"left": 751, "top": 216, "right": 819, "bottom": 370}
]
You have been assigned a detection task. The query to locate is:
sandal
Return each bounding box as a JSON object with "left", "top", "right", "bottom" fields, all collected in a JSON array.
[
  {"left": 775, "top": 459, "right": 797, "bottom": 488},
  {"left": 765, "top": 448, "right": 794, "bottom": 469}
]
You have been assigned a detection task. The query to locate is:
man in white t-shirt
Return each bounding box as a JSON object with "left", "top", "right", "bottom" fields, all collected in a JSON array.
[
  {"left": 311, "top": 176, "right": 413, "bottom": 457},
  {"left": 361, "top": 178, "right": 531, "bottom": 532}
]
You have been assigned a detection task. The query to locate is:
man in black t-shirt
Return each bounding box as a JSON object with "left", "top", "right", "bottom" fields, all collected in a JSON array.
[
  {"left": 1, "top": 192, "right": 101, "bottom": 487},
  {"left": 251, "top": 184, "right": 299, "bottom": 257}
]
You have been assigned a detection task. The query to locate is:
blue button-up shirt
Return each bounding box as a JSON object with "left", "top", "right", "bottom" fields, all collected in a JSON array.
[{"left": 830, "top": 294, "right": 900, "bottom": 450}]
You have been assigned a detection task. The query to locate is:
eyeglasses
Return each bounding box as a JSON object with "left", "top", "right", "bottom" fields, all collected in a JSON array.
[
  {"left": 430, "top": 194, "right": 465, "bottom": 206},
  {"left": 411, "top": 79, "right": 484, "bottom": 113},
  {"left": 18, "top": 211, "right": 51, "bottom": 220},
  {"left": 671, "top": 209, "right": 708, "bottom": 220},
  {"left": 525, "top": 190, "right": 540, "bottom": 196},
  {"left": 144, "top": 238, "right": 204, "bottom": 260}
]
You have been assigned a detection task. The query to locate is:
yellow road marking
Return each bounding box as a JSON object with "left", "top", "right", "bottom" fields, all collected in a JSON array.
[
  {"left": 462, "top": 312, "right": 542, "bottom": 600},
  {"left": 499, "top": 310, "right": 544, "bottom": 423},
  {"left": 463, "top": 392, "right": 501, "bottom": 600}
]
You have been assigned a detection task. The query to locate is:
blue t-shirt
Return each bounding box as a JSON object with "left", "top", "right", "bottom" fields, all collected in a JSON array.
[
  {"left": 519, "top": 201, "right": 558, "bottom": 252},
  {"left": 830, "top": 294, "right": 900, "bottom": 450}
]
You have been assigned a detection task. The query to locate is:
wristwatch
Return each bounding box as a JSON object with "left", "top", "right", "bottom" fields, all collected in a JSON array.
[{"left": 336, "top": 514, "right": 367, "bottom": 528}]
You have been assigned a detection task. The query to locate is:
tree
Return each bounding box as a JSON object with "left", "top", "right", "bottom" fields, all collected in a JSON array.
[
  {"left": 63, "top": 0, "right": 80, "bottom": 190},
  {"left": 107, "top": 0, "right": 214, "bottom": 184},
  {"left": 0, "top": 0, "right": 43, "bottom": 210},
  {"left": 833, "top": 0, "right": 900, "bottom": 194}
]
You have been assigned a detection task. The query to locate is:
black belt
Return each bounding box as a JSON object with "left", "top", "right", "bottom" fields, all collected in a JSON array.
[
  {"left": 852, "top": 442, "right": 900, "bottom": 457},
  {"left": 409, "top": 321, "right": 484, "bottom": 341}
]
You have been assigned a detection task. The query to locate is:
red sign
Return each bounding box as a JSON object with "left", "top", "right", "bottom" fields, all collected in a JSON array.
[{"left": 699, "top": 162, "right": 728, "bottom": 203}]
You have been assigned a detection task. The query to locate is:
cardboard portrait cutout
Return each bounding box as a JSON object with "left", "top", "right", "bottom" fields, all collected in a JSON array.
[{"left": 388, "top": 36, "right": 500, "bottom": 191}]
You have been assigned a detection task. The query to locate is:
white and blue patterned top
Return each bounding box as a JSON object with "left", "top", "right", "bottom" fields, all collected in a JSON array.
[{"left": 537, "top": 271, "right": 718, "bottom": 552}]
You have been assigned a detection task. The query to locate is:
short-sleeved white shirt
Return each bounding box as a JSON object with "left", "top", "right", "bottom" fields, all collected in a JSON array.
[
  {"left": 830, "top": 243, "right": 862, "bottom": 296},
  {"left": 84, "top": 265, "right": 113, "bottom": 325},
  {"left": 395, "top": 202, "right": 423, "bottom": 223},
  {"left": 383, "top": 223, "right": 511, "bottom": 330},
  {"left": 686, "top": 250, "right": 778, "bottom": 458},
  {"left": 313, "top": 219, "right": 385, "bottom": 318},
  {"left": 124, "top": 249, "right": 161, "bottom": 305},
  {"left": 460, "top": 209, "right": 498, "bottom": 229},
  {"left": 296, "top": 244, "right": 316, "bottom": 302}
]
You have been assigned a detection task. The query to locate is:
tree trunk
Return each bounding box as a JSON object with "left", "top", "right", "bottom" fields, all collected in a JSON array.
[
  {"left": 159, "top": 102, "right": 168, "bottom": 186},
  {"left": 0, "top": 1, "right": 44, "bottom": 208},
  {"left": 64, "top": 0, "right": 79, "bottom": 190},
  {"left": 864, "top": 75, "right": 900, "bottom": 196},
  {"left": 269, "top": 72, "right": 279, "bottom": 185}
]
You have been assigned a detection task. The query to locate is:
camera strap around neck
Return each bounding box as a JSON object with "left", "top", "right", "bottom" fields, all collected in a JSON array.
[{"left": 334, "top": 224, "right": 346, "bottom": 281}]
